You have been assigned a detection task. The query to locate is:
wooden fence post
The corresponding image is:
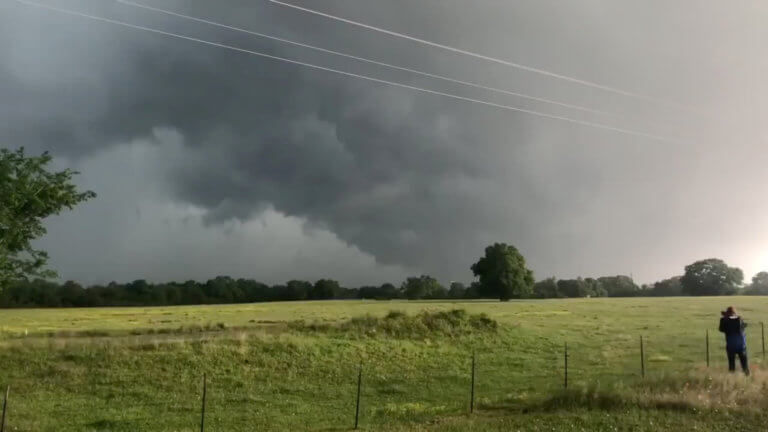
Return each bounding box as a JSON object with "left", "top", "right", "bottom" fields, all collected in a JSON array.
[
  {"left": 564, "top": 342, "right": 568, "bottom": 389},
  {"left": 354, "top": 362, "right": 362, "bottom": 430},
  {"left": 761, "top": 322, "right": 765, "bottom": 360},
  {"left": 640, "top": 336, "right": 645, "bottom": 379},
  {"left": 200, "top": 374, "right": 207, "bottom": 432},
  {"left": 706, "top": 330, "right": 710, "bottom": 368},
  {"left": 1, "top": 385, "right": 9, "bottom": 432},
  {"left": 470, "top": 352, "right": 476, "bottom": 413}
]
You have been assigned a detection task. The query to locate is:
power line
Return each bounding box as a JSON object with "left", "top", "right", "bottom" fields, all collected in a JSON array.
[
  {"left": 10, "top": 0, "right": 682, "bottom": 143},
  {"left": 268, "top": 0, "right": 698, "bottom": 113},
  {"left": 117, "top": 0, "right": 613, "bottom": 117}
]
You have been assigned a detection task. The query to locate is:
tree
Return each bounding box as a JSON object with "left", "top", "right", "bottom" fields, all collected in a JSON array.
[
  {"left": 311, "top": 279, "right": 340, "bottom": 300},
  {"left": 598, "top": 275, "right": 639, "bottom": 297},
  {"left": 448, "top": 282, "right": 467, "bottom": 299},
  {"left": 204, "top": 276, "right": 245, "bottom": 304},
  {"left": 237, "top": 279, "right": 271, "bottom": 302},
  {"left": 745, "top": 271, "right": 768, "bottom": 295},
  {"left": 282, "top": 280, "right": 311, "bottom": 301},
  {"left": 465, "top": 281, "right": 481, "bottom": 299},
  {"left": 402, "top": 277, "right": 426, "bottom": 300},
  {"left": 680, "top": 258, "right": 743, "bottom": 296},
  {"left": 402, "top": 275, "right": 444, "bottom": 300},
  {"left": 424, "top": 279, "right": 448, "bottom": 299},
  {"left": 584, "top": 277, "right": 607, "bottom": 297},
  {"left": 471, "top": 243, "right": 534, "bottom": 301},
  {"left": 533, "top": 277, "right": 559, "bottom": 298},
  {"left": 0, "top": 148, "right": 95, "bottom": 289},
  {"left": 753, "top": 271, "right": 768, "bottom": 287},
  {"left": 557, "top": 278, "right": 589, "bottom": 298},
  {"left": 59, "top": 280, "right": 85, "bottom": 307},
  {"left": 648, "top": 276, "right": 683, "bottom": 297},
  {"left": 126, "top": 279, "right": 153, "bottom": 303},
  {"left": 378, "top": 283, "right": 400, "bottom": 299}
]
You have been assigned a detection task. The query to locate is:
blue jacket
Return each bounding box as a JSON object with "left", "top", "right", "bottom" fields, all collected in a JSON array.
[{"left": 719, "top": 315, "right": 747, "bottom": 351}]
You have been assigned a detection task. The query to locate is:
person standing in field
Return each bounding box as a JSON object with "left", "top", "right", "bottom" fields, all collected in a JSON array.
[{"left": 719, "top": 306, "right": 750, "bottom": 375}]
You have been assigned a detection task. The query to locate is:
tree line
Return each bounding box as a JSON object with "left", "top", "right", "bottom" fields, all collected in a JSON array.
[
  {"left": 0, "top": 276, "right": 464, "bottom": 308},
  {"left": 2, "top": 263, "right": 766, "bottom": 308}
]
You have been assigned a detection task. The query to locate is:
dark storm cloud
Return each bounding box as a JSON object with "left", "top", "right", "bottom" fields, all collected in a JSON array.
[{"left": 2, "top": 0, "right": 767, "bottom": 283}]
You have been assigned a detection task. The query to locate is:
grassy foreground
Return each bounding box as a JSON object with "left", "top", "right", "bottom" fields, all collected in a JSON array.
[{"left": 1, "top": 297, "right": 768, "bottom": 431}]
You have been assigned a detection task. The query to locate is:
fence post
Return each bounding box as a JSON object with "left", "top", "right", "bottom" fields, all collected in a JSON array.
[
  {"left": 706, "top": 330, "right": 710, "bottom": 368},
  {"left": 354, "top": 362, "right": 362, "bottom": 430},
  {"left": 640, "top": 336, "right": 645, "bottom": 379},
  {"left": 200, "top": 374, "right": 207, "bottom": 432},
  {"left": 761, "top": 322, "right": 765, "bottom": 360},
  {"left": 470, "top": 352, "right": 476, "bottom": 414},
  {"left": 1, "top": 385, "right": 8, "bottom": 432},
  {"left": 564, "top": 342, "right": 568, "bottom": 389}
]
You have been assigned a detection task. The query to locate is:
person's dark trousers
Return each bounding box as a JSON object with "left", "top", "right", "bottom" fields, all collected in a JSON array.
[{"left": 727, "top": 349, "right": 750, "bottom": 375}]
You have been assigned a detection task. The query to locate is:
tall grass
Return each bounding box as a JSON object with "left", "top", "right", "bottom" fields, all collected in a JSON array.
[
  {"left": 289, "top": 309, "right": 498, "bottom": 339},
  {"left": 536, "top": 367, "right": 768, "bottom": 413}
]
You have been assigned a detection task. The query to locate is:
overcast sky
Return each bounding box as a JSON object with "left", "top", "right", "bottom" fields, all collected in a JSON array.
[{"left": 2, "top": 0, "right": 767, "bottom": 286}]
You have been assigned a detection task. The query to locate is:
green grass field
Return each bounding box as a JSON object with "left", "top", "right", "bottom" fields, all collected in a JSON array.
[{"left": 1, "top": 297, "right": 767, "bottom": 431}]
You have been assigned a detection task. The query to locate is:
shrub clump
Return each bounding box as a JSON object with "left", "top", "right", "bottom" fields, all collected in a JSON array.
[{"left": 291, "top": 309, "right": 497, "bottom": 339}]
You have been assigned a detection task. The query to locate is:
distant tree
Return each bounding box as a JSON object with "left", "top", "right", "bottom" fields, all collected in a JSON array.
[
  {"left": 465, "top": 281, "right": 481, "bottom": 299},
  {"left": 402, "top": 275, "right": 444, "bottom": 300},
  {"left": 448, "top": 282, "right": 467, "bottom": 299},
  {"left": 598, "top": 275, "right": 640, "bottom": 297},
  {"left": 204, "top": 276, "right": 238, "bottom": 304},
  {"left": 425, "top": 279, "right": 448, "bottom": 299},
  {"left": 59, "top": 280, "right": 85, "bottom": 307},
  {"left": 752, "top": 271, "right": 768, "bottom": 288},
  {"left": 638, "top": 283, "right": 653, "bottom": 295},
  {"left": 181, "top": 280, "right": 207, "bottom": 304},
  {"left": 584, "top": 277, "right": 607, "bottom": 297},
  {"left": 744, "top": 271, "right": 768, "bottom": 295},
  {"left": 378, "top": 283, "right": 400, "bottom": 299},
  {"left": 359, "top": 283, "right": 400, "bottom": 300},
  {"left": 282, "top": 280, "right": 311, "bottom": 301},
  {"left": 357, "top": 285, "right": 378, "bottom": 299},
  {"left": 753, "top": 271, "right": 768, "bottom": 287},
  {"left": 557, "top": 278, "right": 590, "bottom": 298},
  {"left": 648, "top": 276, "right": 683, "bottom": 297},
  {"left": 147, "top": 283, "right": 170, "bottom": 305},
  {"left": 335, "top": 286, "right": 359, "bottom": 299},
  {"left": 311, "top": 279, "right": 340, "bottom": 300},
  {"left": 553, "top": 277, "right": 606, "bottom": 298},
  {"left": 533, "top": 277, "right": 559, "bottom": 298},
  {"left": 471, "top": 243, "right": 534, "bottom": 301},
  {"left": 0, "top": 148, "right": 96, "bottom": 289},
  {"left": 402, "top": 277, "right": 425, "bottom": 300},
  {"left": 270, "top": 284, "right": 288, "bottom": 301},
  {"left": 161, "top": 283, "right": 182, "bottom": 305},
  {"left": 125, "top": 279, "right": 152, "bottom": 303},
  {"left": 237, "top": 279, "right": 271, "bottom": 302},
  {"left": 681, "top": 258, "right": 743, "bottom": 296}
]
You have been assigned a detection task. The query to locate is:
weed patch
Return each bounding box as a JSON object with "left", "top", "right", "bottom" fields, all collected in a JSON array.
[
  {"left": 290, "top": 309, "right": 498, "bottom": 339},
  {"left": 527, "top": 368, "right": 768, "bottom": 414}
]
